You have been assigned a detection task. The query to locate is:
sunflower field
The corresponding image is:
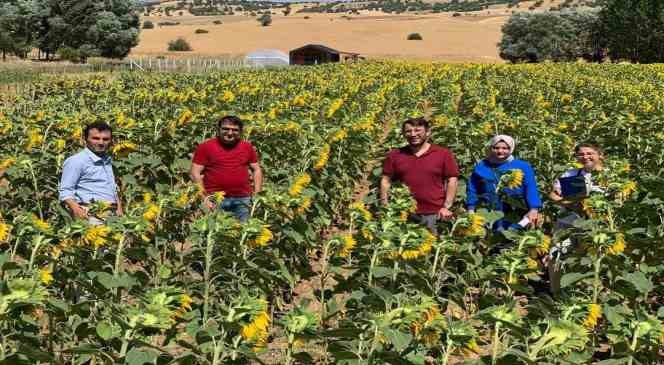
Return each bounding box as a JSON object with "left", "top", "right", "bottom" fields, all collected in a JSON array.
[{"left": 0, "top": 62, "right": 663, "bottom": 364}]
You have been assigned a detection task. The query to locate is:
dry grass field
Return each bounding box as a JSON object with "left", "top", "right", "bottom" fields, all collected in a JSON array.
[{"left": 130, "top": 0, "right": 591, "bottom": 62}]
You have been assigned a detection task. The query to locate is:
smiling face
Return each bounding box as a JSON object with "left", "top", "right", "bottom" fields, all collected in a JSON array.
[
  {"left": 217, "top": 120, "right": 242, "bottom": 146},
  {"left": 490, "top": 141, "right": 512, "bottom": 162},
  {"left": 85, "top": 128, "right": 112, "bottom": 156},
  {"left": 575, "top": 146, "right": 603, "bottom": 171},
  {"left": 402, "top": 123, "right": 431, "bottom": 148}
]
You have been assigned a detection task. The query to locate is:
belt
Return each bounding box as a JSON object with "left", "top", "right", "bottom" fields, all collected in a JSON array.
[{"left": 80, "top": 202, "right": 118, "bottom": 209}]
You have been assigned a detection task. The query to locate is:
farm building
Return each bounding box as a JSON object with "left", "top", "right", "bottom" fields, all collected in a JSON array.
[
  {"left": 245, "top": 49, "right": 289, "bottom": 67},
  {"left": 289, "top": 44, "right": 362, "bottom": 65}
]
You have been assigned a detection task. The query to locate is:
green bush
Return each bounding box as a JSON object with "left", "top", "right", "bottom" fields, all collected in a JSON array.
[
  {"left": 258, "top": 14, "right": 272, "bottom": 26},
  {"left": 57, "top": 47, "right": 83, "bottom": 63},
  {"left": 142, "top": 20, "right": 155, "bottom": 29},
  {"left": 407, "top": 32, "right": 423, "bottom": 40},
  {"left": 195, "top": 29, "right": 209, "bottom": 34},
  {"left": 167, "top": 38, "right": 192, "bottom": 52}
]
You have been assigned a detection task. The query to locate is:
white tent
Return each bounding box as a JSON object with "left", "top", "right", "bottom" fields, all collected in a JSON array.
[{"left": 245, "top": 49, "right": 289, "bottom": 67}]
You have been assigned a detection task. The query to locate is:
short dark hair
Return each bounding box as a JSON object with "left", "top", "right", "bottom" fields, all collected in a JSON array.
[
  {"left": 83, "top": 122, "right": 112, "bottom": 139},
  {"left": 402, "top": 117, "right": 430, "bottom": 131},
  {"left": 217, "top": 115, "right": 243, "bottom": 130},
  {"left": 575, "top": 142, "right": 603, "bottom": 155}
]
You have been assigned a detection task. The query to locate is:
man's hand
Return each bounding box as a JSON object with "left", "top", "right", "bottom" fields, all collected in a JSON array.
[
  {"left": 203, "top": 195, "right": 217, "bottom": 210},
  {"left": 527, "top": 209, "right": 542, "bottom": 227},
  {"left": 71, "top": 205, "right": 89, "bottom": 220},
  {"left": 437, "top": 207, "right": 454, "bottom": 221}
]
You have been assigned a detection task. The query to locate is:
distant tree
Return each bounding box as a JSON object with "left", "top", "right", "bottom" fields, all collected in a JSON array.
[
  {"left": 499, "top": 11, "right": 603, "bottom": 63},
  {"left": 34, "top": 0, "right": 140, "bottom": 61},
  {"left": 282, "top": 5, "right": 291, "bottom": 16},
  {"left": 258, "top": 13, "right": 272, "bottom": 26},
  {"left": 599, "top": 0, "right": 664, "bottom": 63},
  {"left": 407, "top": 32, "right": 423, "bottom": 40},
  {"left": 143, "top": 20, "right": 155, "bottom": 29},
  {"left": 0, "top": 1, "right": 40, "bottom": 60}
]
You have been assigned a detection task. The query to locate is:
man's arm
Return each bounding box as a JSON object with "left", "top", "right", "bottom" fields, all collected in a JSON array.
[
  {"left": 380, "top": 175, "right": 391, "bottom": 206},
  {"left": 190, "top": 162, "right": 205, "bottom": 187},
  {"left": 443, "top": 177, "right": 458, "bottom": 209},
  {"left": 250, "top": 162, "right": 263, "bottom": 193},
  {"left": 59, "top": 158, "right": 87, "bottom": 220},
  {"left": 439, "top": 176, "right": 458, "bottom": 220}
]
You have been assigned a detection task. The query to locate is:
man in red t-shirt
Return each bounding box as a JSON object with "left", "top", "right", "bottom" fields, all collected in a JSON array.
[
  {"left": 380, "top": 117, "right": 459, "bottom": 234},
  {"left": 191, "top": 115, "right": 263, "bottom": 222}
]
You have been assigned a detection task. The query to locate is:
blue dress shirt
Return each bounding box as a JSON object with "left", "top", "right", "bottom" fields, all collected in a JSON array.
[{"left": 59, "top": 148, "right": 118, "bottom": 204}]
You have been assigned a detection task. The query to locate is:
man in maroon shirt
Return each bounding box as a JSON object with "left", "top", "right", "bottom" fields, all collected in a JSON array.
[
  {"left": 380, "top": 117, "right": 459, "bottom": 235},
  {"left": 190, "top": 115, "right": 263, "bottom": 222}
]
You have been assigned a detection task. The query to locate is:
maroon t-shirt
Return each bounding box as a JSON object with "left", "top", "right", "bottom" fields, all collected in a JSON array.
[
  {"left": 192, "top": 138, "right": 258, "bottom": 197},
  {"left": 382, "top": 144, "right": 459, "bottom": 214}
]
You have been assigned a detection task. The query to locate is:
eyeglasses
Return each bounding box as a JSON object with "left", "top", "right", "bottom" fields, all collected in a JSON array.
[{"left": 220, "top": 127, "right": 241, "bottom": 133}]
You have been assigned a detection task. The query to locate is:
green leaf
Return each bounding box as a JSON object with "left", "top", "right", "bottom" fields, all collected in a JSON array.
[
  {"left": 621, "top": 272, "right": 653, "bottom": 294},
  {"left": 603, "top": 305, "right": 626, "bottom": 327},
  {"left": 96, "top": 321, "right": 120, "bottom": 340},
  {"left": 17, "top": 344, "right": 54, "bottom": 362},
  {"left": 125, "top": 348, "right": 157, "bottom": 365},
  {"left": 382, "top": 328, "right": 412, "bottom": 352},
  {"left": 560, "top": 272, "right": 593, "bottom": 288},
  {"left": 371, "top": 266, "right": 392, "bottom": 278}
]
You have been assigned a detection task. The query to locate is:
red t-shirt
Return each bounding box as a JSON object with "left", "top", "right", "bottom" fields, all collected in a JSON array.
[
  {"left": 192, "top": 138, "right": 258, "bottom": 197},
  {"left": 382, "top": 144, "right": 459, "bottom": 214}
]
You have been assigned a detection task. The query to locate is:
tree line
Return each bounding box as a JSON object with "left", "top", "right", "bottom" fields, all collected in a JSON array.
[
  {"left": 0, "top": 0, "right": 139, "bottom": 62},
  {"left": 499, "top": 0, "right": 664, "bottom": 63}
]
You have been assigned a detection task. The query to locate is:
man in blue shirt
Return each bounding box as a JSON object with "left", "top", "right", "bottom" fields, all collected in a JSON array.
[{"left": 59, "top": 122, "right": 122, "bottom": 223}]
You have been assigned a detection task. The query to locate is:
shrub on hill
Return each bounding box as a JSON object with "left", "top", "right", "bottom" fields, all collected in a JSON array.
[
  {"left": 258, "top": 14, "right": 272, "bottom": 26},
  {"left": 407, "top": 33, "right": 423, "bottom": 40},
  {"left": 168, "top": 38, "right": 192, "bottom": 52},
  {"left": 143, "top": 20, "right": 155, "bottom": 29},
  {"left": 195, "top": 29, "right": 209, "bottom": 34}
]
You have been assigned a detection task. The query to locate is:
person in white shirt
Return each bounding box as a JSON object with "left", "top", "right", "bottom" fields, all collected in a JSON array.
[{"left": 547, "top": 142, "right": 605, "bottom": 295}]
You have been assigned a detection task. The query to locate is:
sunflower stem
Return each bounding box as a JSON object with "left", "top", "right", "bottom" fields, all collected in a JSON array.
[{"left": 491, "top": 321, "right": 502, "bottom": 365}]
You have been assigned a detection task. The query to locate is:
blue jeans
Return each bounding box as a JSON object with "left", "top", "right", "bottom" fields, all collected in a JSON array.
[{"left": 220, "top": 197, "right": 252, "bottom": 222}]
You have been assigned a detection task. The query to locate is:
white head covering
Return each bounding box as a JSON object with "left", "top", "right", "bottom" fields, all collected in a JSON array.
[
  {"left": 487, "top": 135, "right": 516, "bottom": 163},
  {"left": 488, "top": 134, "right": 515, "bottom": 153}
]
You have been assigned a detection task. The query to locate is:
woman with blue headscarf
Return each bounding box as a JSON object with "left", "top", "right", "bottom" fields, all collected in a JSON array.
[{"left": 466, "top": 135, "right": 542, "bottom": 232}]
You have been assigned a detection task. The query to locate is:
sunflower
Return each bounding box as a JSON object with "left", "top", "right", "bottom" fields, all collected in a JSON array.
[
  {"left": 606, "top": 233, "right": 625, "bottom": 255},
  {"left": 0, "top": 222, "right": 11, "bottom": 243},
  {"left": 111, "top": 142, "right": 138, "bottom": 158},
  {"left": 249, "top": 227, "right": 273, "bottom": 248},
  {"left": 295, "top": 196, "right": 312, "bottom": 215},
  {"left": 313, "top": 144, "right": 330, "bottom": 171},
  {"left": 40, "top": 268, "right": 54, "bottom": 285},
  {"left": 31, "top": 215, "right": 51, "bottom": 232},
  {"left": 241, "top": 310, "right": 270, "bottom": 351},
  {"left": 338, "top": 234, "right": 356, "bottom": 258},
  {"left": 143, "top": 204, "right": 161, "bottom": 222},
  {"left": 457, "top": 213, "right": 486, "bottom": 237},
  {"left": 0, "top": 157, "right": 16, "bottom": 170},
  {"left": 502, "top": 169, "right": 524, "bottom": 189},
  {"left": 326, "top": 98, "right": 344, "bottom": 118},
  {"left": 82, "top": 225, "right": 111, "bottom": 248},
  {"left": 288, "top": 173, "right": 311, "bottom": 197},
  {"left": 349, "top": 201, "right": 372, "bottom": 221},
  {"left": 583, "top": 303, "right": 601, "bottom": 329}
]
